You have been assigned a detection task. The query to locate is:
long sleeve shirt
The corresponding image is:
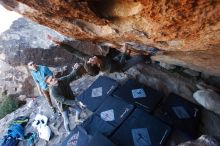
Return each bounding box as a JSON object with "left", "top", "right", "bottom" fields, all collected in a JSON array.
[
  {"left": 31, "top": 65, "right": 53, "bottom": 90},
  {"left": 60, "top": 42, "right": 127, "bottom": 73},
  {"left": 98, "top": 48, "right": 127, "bottom": 73},
  {"left": 49, "top": 68, "right": 80, "bottom": 112}
]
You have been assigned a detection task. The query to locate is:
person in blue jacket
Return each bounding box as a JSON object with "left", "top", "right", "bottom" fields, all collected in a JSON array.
[{"left": 28, "top": 61, "right": 55, "bottom": 113}]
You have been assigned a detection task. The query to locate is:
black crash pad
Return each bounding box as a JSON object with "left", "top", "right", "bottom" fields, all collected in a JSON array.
[
  {"left": 155, "top": 93, "right": 201, "bottom": 138},
  {"left": 95, "top": 96, "right": 134, "bottom": 127},
  {"left": 111, "top": 108, "right": 171, "bottom": 146},
  {"left": 112, "top": 79, "right": 163, "bottom": 112},
  {"left": 82, "top": 115, "right": 116, "bottom": 136},
  {"left": 61, "top": 126, "right": 116, "bottom": 146},
  {"left": 77, "top": 76, "right": 119, "bottom": 111},
  {"left": 88, "top": 132, "right": 116, "bottom": 146},
  {"left": 61, "top": 126, "right": 90, "bottom": 146}
]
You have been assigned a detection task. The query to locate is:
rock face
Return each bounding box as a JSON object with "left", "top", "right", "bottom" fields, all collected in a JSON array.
[
  {"left": 0, "top": 0, "right": 219, "bottom": 77},
  {"left": 0, "top": 0, "right": 219, "bottom": 52},
  {"left": 0, "top": 18, "right": 66, "bottom": 66},
  {"left": 151, "top": 49, "right": 220, "bottom": 76},
  {"left": 0, "top": 2, "right": 219, "bottom": 145},
  {"left": 0, "top": 18, "right": 100, "bottom": 96},
  {"left": 178, "top": 135, "right": 220, "bottom": 146},
  {"left": 125, "top": 64, "right": 197, "bottom": 101},
  {"left": 193, "top": 89, "right": 220, "bottom": 115}
]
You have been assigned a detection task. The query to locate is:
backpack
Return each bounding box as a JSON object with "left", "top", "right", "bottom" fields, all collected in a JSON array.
[{"left": 0, "top": 116, "right": 29, "bottom": 146}]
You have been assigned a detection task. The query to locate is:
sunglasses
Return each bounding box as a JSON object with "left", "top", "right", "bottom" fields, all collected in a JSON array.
[{"left": 28, "top": 62, "right": 34, "bottom": 66}]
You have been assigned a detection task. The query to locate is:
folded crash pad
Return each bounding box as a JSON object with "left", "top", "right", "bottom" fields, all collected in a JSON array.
[{"left": 77, "top": 76, "right": 119, "bottom": 111}]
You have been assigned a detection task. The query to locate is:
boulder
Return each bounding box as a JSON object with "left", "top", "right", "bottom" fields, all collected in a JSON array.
[
  {"left": 193, "top": 89, "right": 220, "bottom": 115},
  {"left": 178, "top": 135, "right": 220, "bottom": 146}
]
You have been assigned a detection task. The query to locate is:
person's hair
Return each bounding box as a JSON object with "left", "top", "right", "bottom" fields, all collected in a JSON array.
[{"left": 84, "top": 62, "right": 100, "bottom": 76}]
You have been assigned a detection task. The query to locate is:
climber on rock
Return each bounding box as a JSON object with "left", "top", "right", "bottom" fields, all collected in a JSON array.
[
  {"left": 48, "top": 35, "right": 150, "bottom": 76},
  {"left": 44, "top": 63, "right": 86, "bottom": 134},
  {"left": 27, "top": 61, "right": 55, "bottom": 113},
  {"left": 84, "top": 43, "right": 151, "bottom": 76}
]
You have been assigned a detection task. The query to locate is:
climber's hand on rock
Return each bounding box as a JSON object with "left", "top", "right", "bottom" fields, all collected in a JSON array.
[
  {"left": 73, "top": 63, "right": 86, "bottom": 75},
  {"left": 121, "top": 43, "right": 127, "bottom": 53},
  {"left": 48, "top": 35, "right": 62, "bottom": 45},
  {"left": 73, "top": 63, "right": 81, "bottom": 70},
  {"left": 53, "top": 39, "right": 62, "bottom": 45}
]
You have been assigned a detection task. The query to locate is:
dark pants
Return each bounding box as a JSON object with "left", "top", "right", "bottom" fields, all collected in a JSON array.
[{"left": 42, "top": 89, "right": 53, "bottom": 107}]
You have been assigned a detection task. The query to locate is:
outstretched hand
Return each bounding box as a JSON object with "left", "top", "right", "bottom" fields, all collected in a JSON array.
[
  {"left": 73, "top": 63, "right": 87, "bottom": 75},
  {"left": 121, "top": 43, "right": 128, "bottom": 52},
  {"left": 73, "top": 63, "right": 81, "bottom": 70},
  {"left": 47, "top": 35, "right": 62, "bottom": 45}
]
